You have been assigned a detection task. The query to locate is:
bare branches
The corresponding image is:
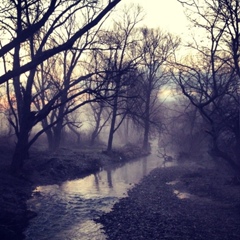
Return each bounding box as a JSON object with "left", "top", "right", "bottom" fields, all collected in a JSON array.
[
  {"left": 0, "top": 0, "right": 121, "bottom": 84},
  {"left": 174, "top": 0, "right": 240, "bottom": 171},
  {"left": 0, "top": 0, "right": 58, "bottom": 58}
]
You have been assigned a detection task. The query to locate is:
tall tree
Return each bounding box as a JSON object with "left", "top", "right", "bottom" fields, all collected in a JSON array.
[
  {"left": 0, "top": 0, "right": 121, "bottom": 173},
  {"left": 90, "top": 5, "right": 144, "bottom": 152},
  {"left": 129, "top": 27, "right": 180, "bottom": 151},
  {"left": 174, "top": 0, "right": 240, "bottom": 172},
  {"left": 0, "top": 0, "right": 121, "bottom": 84},
  {"left": 33, "top": 12, "right": 101, "bottom": 151},
  {"left": 88, "top": 101, "right": 111, "bottom": 145},
  {"left": 140, "top": 28, "right": 180, "bottom": 151}
]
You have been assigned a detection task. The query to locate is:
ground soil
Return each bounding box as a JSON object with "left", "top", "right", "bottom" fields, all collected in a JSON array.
[
  {"left": 1, "top": 141, "right": 240, "bottom": 240},
  {"left": 98, "top": 162, "right": 240, "bottom": 240}
]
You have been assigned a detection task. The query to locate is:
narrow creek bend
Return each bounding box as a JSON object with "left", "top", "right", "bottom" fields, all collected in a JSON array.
[{"left": 24, "top": 153, "right": 170, "bottom": 240}]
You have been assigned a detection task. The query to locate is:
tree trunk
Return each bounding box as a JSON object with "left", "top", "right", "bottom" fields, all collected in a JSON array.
[
  {"left": 90, "top": 130, "right": 98, "bottom": 146},
  {"left": 42, "top": 117, "right": 56, "bottom": 151},
  {"left": 212, "top": 146, "right": 240, "bottom": 174},
  {"left": 45, "top": 128, "right": 54, "bottom": 151},
  {"left": 107, "top": 97, "right": 118, "bottom": 152},
  {"left": 107, "top": 81, "right": 120, "bottom": 152},
  {"left": 211, "top": 134, "right": 240, "bottom": 174},
  {"left": 10, "top": 87, "right": 34, "bottom": 173},
  {"left": 90, "top": 112, "right": 102, "bottom": 145},
  {"left": 142, "top": 119, "right": 150, "bottom": 151},
  {"left": 125, "top": 117, "right": 129, "bottom": 143},
  {"left": 11, "top": 127, "right": 30, "bottom": 174},
  {"left": 53, "top": 123, "right": 63, "bottom": 151},
  {"left": 142, "top": 90, "right": 151, "bottom": 152},
  {"left": 68, "top": 123, "right": 81, "bottom": 145}
]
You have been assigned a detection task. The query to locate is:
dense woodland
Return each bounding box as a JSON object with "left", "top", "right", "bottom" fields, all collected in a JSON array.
[{"left": 0, "top": 0, "right": 240, "bottom": 175}]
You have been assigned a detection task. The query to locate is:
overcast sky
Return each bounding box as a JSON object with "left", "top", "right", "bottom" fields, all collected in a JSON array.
[{"left": 126, "top": 0, "right": 189, "bottom": 36}]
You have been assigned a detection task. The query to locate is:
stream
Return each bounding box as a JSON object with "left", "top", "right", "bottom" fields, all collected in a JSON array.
[{"left": 24, "top": 150, "right": 169, "bottom": 240}]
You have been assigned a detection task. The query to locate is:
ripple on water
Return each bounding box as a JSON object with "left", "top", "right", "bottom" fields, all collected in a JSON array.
[
  {"left": 25, "top": 153, "right": 165, "bottom": 239},
  {"left": 25, "top": 192, "right": 118, "bottom": 240}
]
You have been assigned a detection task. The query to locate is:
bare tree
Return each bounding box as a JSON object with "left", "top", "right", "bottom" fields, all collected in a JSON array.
[
  {"left": 33, "top": 12, "right": 103, "bottom": 151},
  {"left": 0, "top": 0, "right": 121, "bottom": 173},
  {"left": 88, "top": 101, "right": 111, "bottom": 145},
  {"left": 89, "top": 5, "right": 144, "bottom": 152},
  {"left": 173, "top": 0, "right": 240, "bottom": 172},
  {"left": 0, "top": 0, "right": 121, "bottom": 84},
  {"left": 129, "top": 27, "right": 180, "bottom": 151}
]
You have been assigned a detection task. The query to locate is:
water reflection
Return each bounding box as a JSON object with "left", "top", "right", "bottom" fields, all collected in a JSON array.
[
  {"left": 173, "top": 189, "right": 194, "bottom": 199},
  {"left": 106, "top": 168, "right": 113, "bottom": 188},
  {"left": 25, "top": 154, "right": 165, "bottom": 240}
]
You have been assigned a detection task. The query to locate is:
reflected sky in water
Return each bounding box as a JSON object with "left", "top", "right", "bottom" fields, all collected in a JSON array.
[{"left": 25, "top": 150, "right": 168, "bottom": 240}]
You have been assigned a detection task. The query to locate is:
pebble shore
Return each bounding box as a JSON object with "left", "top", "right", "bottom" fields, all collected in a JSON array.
[{"left": 98, "top": 165, "right": 240, "bottom": 240}]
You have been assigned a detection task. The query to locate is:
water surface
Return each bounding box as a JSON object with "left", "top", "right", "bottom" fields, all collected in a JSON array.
[{"left": 25, "top": 152, "right": 167, "bottom": 240}]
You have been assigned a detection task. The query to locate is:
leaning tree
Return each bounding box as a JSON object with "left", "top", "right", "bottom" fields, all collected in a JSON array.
[
  {"left": 173, "top": 0, "right": 240, "bottom": 172},
  {"left": 0, "top": 0, "right": 121, "bottom": 173}
]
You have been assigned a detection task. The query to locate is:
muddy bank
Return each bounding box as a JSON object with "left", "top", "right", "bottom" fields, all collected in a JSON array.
[
  {"left": 97, "top": 164, "right": 240, "bottom": 240},
  {"left": 0, "top": 144, "right": 148, "bottom": 240}
]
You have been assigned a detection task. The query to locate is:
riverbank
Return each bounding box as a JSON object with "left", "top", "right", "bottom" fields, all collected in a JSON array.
[
  {"left": 98, "top": 162, "right": 240, "bottom": 240},
  {"left": 0, "top": 143, "right": 148, "bottom": 240}
]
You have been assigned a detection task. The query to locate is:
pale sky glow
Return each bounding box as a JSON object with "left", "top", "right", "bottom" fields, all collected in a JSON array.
[{"left": 127, "top": 0, "right": 190, "bottom": 36}]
